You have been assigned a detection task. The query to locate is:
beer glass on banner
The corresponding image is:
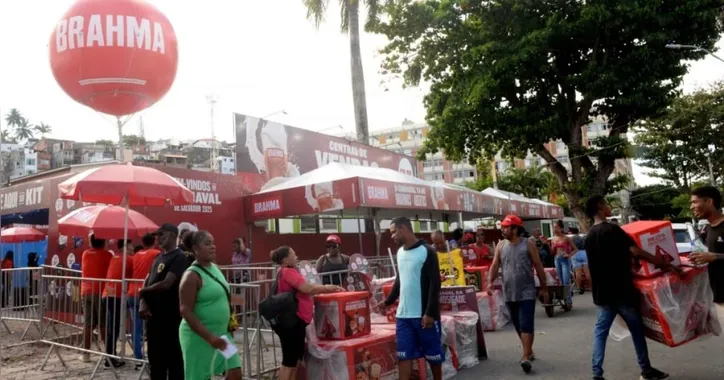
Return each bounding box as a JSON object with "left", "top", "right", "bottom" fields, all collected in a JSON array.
[
  {"left": 261, "top": 122, "right": 289, "bottom": 179},
  {"left": 314, "top": 182, "right": 335, "bottom": 211},
  {"left": 434, "top": 186, "right": 446, "bottom": 210}
]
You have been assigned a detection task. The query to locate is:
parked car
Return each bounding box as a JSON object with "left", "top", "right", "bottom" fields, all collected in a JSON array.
[{"left": 672, "top": 223, "right": 691, "bottom": 255}]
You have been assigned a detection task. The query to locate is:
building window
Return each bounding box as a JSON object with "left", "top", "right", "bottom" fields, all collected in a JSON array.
[
  {"left": 423, "top": 174, "right": 434, "bottom": 180},
  {"left": 468, "top": 171, "right": 475, "bottom": 177},
  {"left": 453, "top": 171, "right": 463, "bottom": 179},
  {"left": 300, "top": 217, "right": 317, "bottom": 233},
  {"left": 556, "top": 155, "right": 570, "bottom": 164},
  {"left": 496, "top": 161, "right": 508, "bottom": 172},
  {"left": 26, "top": 158, "right": 36, "bottom": 166},
  {"left": 419, "top": 220, "right": 433, "bottom": 232},
  {"left": 319, "top": 217, "right": 338, "bottom": 232}
]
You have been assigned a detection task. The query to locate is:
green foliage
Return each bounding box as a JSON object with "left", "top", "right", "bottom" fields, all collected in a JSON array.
[
  {"left": 122, "top": 134, "right": 146, "bottom": 147},
  {"left": 302, "top": 0, "right": 382, "bottom": 33},
  {"left": 372, "top": 0, "right": 721, "bottom": 226},
  {"left": 34, "top": 122, "right": 52, "bottom": 137},
  {"left": 95, "top": 139, "right": 115, "bottom": 148},
  {"left": 634, "top": 83, "right": 724, "bottom": 188},
  {"left": 630, "top": 184, "right": 687, "bottom": 221}
]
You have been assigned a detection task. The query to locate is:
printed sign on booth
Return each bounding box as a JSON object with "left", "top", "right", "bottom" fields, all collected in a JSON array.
[{"left": 234, "top": 113, "right": 417, "bottom": 193}]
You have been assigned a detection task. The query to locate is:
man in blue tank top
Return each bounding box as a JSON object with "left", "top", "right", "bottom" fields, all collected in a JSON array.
[
  {"left": 380, "top": 216, "right": 443, "bottom": 380},
  {"left": 488, "top": 215, "right": 549, "bottom": 374}
]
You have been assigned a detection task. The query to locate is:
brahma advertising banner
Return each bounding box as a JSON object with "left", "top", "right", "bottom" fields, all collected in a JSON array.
[{"left": 233, "top": 113, "right": 417, "bottom": 193}]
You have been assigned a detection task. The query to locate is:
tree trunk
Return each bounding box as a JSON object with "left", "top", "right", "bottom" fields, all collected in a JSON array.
[{"left": 347, "top": 0, "right": 370, "bottom": 144}]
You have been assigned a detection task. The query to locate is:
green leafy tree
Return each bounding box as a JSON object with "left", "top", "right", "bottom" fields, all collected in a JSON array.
[
  {"left": 0, "top": 130, "right": 16, "bottom": 144},
  {"left": 630, "top": 184, "right": 685, "bottom": 221},
  {"left": 372, "top": 0, "right": 721, "bottom": 229},
  {"left": 462, "top": 155, "right": 495, "bottom": 191},
  {"left": 122, "top": 134, "right": 146, "bottom": 147},
  {"left": 302, "top": 0, "right": 381, "bottom": 143},
  {"left": 14, "top": 118, "right": 35, "bottom": 141},
  {"left": 634, "top": 84, "right": 724, "bottom": 189},
  {"left": 34, "top": 122, "right": 52, "bottom": 138}
]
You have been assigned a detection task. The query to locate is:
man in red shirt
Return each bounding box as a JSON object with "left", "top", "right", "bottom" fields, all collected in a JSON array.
[
  {"left": 127, "top": 233, "right": 160, "bottom": 365},
  {"left": 103, "top": 239, "right": 133, "bottom": 368},
  {"left": 80, "top": 235, "right": 112, "bottom": 363}
]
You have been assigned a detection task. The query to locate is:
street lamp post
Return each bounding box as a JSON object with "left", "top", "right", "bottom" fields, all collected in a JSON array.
[{"left": 665, "top": 44, "right": 724, "bottom": 63}]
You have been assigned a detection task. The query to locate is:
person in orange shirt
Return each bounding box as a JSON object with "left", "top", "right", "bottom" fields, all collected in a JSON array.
[
  {"left": 80, "top": 235, "right": 113, "bottom": 363},
  {"left": 127, "top": 233, "right": 160, "bottom": 366},
  {"left": 103, "top": 239, "right": 133, "bottom": 368}
]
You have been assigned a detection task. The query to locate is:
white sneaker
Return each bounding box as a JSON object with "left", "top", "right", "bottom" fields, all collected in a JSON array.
[{"left": 80, "top": 354, "right": 91, "bottom": 363}]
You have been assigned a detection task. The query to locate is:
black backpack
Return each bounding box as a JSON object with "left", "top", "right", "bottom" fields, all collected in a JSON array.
[{"left": 259, "top": 270, "right": 299, "bottom": 329}]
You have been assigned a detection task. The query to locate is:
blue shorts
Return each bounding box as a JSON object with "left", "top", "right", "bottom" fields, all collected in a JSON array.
[
  {"left": 395, "top": 317, "right": 445, "bottom": 364},
  {"left": 572, "top": 250, "right": 588, "bottom": 269},
  {"left": 506, "top": 299, "right": 536, "bottom": 334}
]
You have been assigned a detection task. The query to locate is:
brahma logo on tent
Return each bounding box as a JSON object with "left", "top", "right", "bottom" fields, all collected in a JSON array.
[{"left": 253, "top": 197, "right": 282, "bottom": 217}]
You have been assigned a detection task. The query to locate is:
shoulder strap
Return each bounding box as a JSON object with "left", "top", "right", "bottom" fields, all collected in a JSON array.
[{"left": 192, "top": 264, "right": 230, "bottom": 303}]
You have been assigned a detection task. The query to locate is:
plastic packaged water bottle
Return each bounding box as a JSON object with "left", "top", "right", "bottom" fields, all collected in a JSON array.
[{"left": 687, "top": 222, "right": 709, "bottom": 267}]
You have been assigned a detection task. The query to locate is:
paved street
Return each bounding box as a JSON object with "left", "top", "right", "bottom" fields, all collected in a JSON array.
[{"left": 457, "top": 295, "right": 724, "bottom": 380}]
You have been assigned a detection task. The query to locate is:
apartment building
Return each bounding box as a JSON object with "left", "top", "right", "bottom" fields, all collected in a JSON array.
[
  {"left": 369, "top": 118, "right": 634, "bottom": 192},
  {"left": 0, "top": 143, "right": 39, "bottom": 184}
]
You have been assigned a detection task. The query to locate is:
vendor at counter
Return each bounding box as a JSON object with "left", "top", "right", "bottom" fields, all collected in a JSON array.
[{"left": 315, "top": 234, "right": 350, "bottom": 286}]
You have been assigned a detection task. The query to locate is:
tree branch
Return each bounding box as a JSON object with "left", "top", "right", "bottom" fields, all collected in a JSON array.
[{"left": 537, "top": 145, "right": 568, "bottom": 186}]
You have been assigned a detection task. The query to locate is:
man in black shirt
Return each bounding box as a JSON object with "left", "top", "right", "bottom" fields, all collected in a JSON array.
[
  {"left": 584, "top": 195, "right": 680, "bottom": 380},
  {"left": 689, "top": 186, "right": 724, "bottom": 323},
  {"left": 139, "top": 223, "right": 189, "bottom": 380}
]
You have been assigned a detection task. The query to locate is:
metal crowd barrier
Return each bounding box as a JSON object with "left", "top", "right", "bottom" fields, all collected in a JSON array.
[{"left": 0, "top": 267, "right": 43, "bottom": 346}]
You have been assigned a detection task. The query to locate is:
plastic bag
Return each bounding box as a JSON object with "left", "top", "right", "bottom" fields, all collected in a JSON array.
[
  {"left": 476, "top": 290, "right": 510, "bottom": 331},
  {"left": 447, "top": 311, "right": 480, "bottom": 369},
  {"left": 609, "top": 267, "right": 721, "bottom": 347}
]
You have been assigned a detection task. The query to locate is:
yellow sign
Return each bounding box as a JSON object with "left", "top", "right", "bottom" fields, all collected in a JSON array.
[{"left": 437, "top": 249, "right": 465, "bottom": 286}]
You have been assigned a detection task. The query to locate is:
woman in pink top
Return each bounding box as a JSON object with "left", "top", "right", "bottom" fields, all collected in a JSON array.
[
  {"left": 550, "top": 220, "right": 578, "bottom": 308},
  {"left": 270, "top": 246, "right": 343, "bottom": 380}
]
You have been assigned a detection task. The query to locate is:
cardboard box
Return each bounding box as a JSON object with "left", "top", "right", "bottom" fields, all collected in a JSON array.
[
  {"left": 314, "top": 291, "right": 371, "bottom": 340},
  {"left": 303, "top": 328, "right": 427, "bottom": 380},
  {"left": 633, "top": 266, "right": 721, "bottom": 347},
  {"left": 622, "top": 221, "right": 681, "bottom": 277}
]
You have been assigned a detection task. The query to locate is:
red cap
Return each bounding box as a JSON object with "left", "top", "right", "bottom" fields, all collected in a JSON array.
[
  {"left": 501, "top": 215, "right": 523, "bottom": 227},
  {"left": 326, "top": 234, "right": 342, "bottom": 244}
]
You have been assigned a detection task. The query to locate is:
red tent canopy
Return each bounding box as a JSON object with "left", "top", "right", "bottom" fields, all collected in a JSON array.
[
  {"left": 244, "top": 163, "right": 494, "bottom": 222},
  {"left": 244, "top": 163, "right": 564, "bottom": 222}
]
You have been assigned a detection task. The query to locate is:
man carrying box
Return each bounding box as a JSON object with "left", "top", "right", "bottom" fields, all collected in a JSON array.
[
  {"left": 689, "top": 186, "right": 724, "bottom": 327},
  {"left": 584, "top": 195, "right": 682, "bottom": 380}
]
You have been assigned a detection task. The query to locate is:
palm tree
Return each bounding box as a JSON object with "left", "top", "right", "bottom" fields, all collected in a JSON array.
[
  {"left": 0, "top": 129, "right": 13, "bottom": 144},
  {"left": 34, "top": 122, "right": 52, "bottom": 137},
  {"left": 4, "top": 108, "right": 23, "bottom": 137},
  {"left": 302, "top": 0, "right": 379, "bottom": 143},
  {"left": 14, "top": 118, "right": 35, "bottom": 141}
]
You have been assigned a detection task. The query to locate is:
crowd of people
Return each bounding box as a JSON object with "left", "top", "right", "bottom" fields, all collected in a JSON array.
[
  {"left": 265, "top": 187, "right": 724, "bottom": 380},
  {"left": 6, "top": 186, "right": 720, "bottom": 380},
  {"left": 77, "top": 223, "right": 244, "bottom": 380}
]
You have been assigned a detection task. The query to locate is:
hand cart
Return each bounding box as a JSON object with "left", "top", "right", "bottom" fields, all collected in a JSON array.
[{"left": 537, "top": 284, "right": 572, "bottom": 318}]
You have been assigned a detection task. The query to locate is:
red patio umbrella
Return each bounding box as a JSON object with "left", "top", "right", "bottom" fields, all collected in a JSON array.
[
  {"left": 57, "top": 205, "right": 159, "bottom": 240},
  {"left": 57, "top": 163, "right": 194, "bottom": 206},
  {"left": 0, "top": 227, "right": 46, "bottom": 243}
]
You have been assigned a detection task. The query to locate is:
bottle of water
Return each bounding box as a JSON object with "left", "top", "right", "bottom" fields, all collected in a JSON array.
[{"left": 687, "top": 222, "right": 709, "bottom": 267}]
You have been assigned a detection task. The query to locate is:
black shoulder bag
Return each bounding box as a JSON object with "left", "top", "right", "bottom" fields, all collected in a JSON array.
[
  {"left": 192, "top": 264, "right": 239, "bottom": 332},
  {"left": 259, "top": 269, "right": 299, "bottom": 329}
]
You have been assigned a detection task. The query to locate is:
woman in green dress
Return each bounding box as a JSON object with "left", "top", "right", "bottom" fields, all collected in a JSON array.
[{"left": 179, "top": 231, "right": 242, "bottom": 380}]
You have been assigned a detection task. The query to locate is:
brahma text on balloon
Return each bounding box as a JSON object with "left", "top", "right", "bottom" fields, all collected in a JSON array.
[{"left": 55, "top": 15, "right": 166, "bottom": 54}]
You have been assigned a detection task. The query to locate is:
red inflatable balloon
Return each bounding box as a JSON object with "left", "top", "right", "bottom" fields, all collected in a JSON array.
[{"left": 49, "top": 0, "right": 178, "bottom": 117}]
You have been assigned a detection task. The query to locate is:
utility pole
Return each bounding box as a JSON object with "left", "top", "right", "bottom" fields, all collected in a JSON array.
[{"left": 206, "top": 94, "right": 218, "bottom": 172}]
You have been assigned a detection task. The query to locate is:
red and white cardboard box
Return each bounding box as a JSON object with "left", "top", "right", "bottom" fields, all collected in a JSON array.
[{"left": 621, "top": 221, "right": 681, "bottom": 277}]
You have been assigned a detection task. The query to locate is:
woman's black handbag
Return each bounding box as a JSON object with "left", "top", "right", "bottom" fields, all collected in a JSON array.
[{"left": 259, "top": 271, "right": 299, "bottom": 329}]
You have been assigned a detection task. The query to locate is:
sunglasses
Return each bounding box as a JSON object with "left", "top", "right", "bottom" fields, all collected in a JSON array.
[{"left": 326, "top": 244, "right": 339, "bottom": 248}]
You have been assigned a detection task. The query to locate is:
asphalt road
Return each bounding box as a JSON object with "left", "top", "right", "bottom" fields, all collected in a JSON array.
[{"left": 455, "top": 295, "right": 724, "bottom": 380}]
